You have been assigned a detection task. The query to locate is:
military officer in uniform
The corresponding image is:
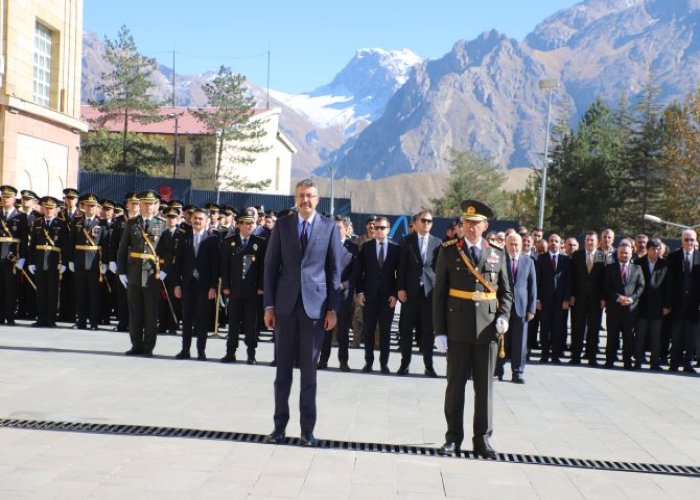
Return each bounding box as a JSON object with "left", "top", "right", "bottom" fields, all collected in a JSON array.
[
  {"left": 109, "top": 192, "right": 141, "bottom": 332},
  {"left": 69, "top": 194, "right": 108, "bottom": 330},
  {"left": 434, "top": 200, "right": 512, "bottom": 459},
  {"left": 27, "top": 196, "right": 68, "bottom": 327},
  {"left": 58, "top": 188, "right": 83, "bottom": 323},
  {"left": 99, "top": 198, "right": 117, "bottom": 325},
  {"left": 220, "top": 208, "right": 266, "bottom": 364},
  {"left": 157, "top": 206, "right": 184, "bottom": 334},
  {"left": 0, "top": 185, "right": 29, "bottom": 325},
  {"left": 117, "top": 190, "right": 168, "bottom": 357},
  {"left": 17, "top": 190, "right": 41, "bottom": 319}
]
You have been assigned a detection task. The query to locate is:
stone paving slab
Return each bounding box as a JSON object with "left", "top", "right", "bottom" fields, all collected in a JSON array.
[{"left": 0, "top": 323, "right": 699, "bottom": 498}]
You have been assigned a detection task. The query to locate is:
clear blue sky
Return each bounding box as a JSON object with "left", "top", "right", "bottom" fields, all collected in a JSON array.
[{"left": 84, "top": 0, "right": 578, "bottom": 94}]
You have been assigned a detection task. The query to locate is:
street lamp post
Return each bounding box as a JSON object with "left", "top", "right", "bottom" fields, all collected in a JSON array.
[
  {"left": 168, "top": 113, "right": 179, "bottom": 178},
  {"left": 328, "top": 165, "right": 335, "bottom": 217},
  {"left": 643, "top": 213, "right": 700, "bottom": 230},
  {"left": 537, "top": 79, "right": 560, "bottom": 230}
]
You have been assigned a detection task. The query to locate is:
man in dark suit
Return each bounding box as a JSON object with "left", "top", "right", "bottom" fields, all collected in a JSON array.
[
  {"left": 26, "top": 196, "right": 68, "bottom": 328},
  {"left": 496, "top": 232, "right": 536, "bottom": 383},
  {"left": 117, "top": 190, "right": 168, "bottom": 356},
  {"left": 665, "top": 229, "right": 700, "bottom": 373},
  {"left": 263, "top": 179, "right": 341, "bottom": 447},
  {"left": 0, "top": 185, "right": 29, "bottom": 325},
  {"left": 172, "top": 207, "right": 220, "bottom": 360},
  {"left": 356, "top": 216, "right": 401, "bottom": 374},
  {"left": 536, "top": 234, "right": 571, "bottom": 364},
  {"left": 603, "top": 239, "right": 645, "bottom": 369},
  {"left": 397, "top": 210, "right": 442, "bottom": 376},
  {"left": 220, "top": 208, "right": 266, "bottom": 364},
  {"left": 318, "top": 215, "right": 358, "bottom": 371},
  {"left": 569, "top": 231, "right": 606, "bottom": 366},
  {"left": 434, "top": 200, "right": 512, "bottom": 459},
  {"left": 635, "top": 238, "right": 669, "bottom": 371}
]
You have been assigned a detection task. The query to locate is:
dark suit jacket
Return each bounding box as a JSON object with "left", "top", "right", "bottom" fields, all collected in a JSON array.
[
  {"left": 173, "top": 230, "right": 220, "bottom": 291},
  {"left": 665, "top": 248, "right": 700, "bottom": 321},
  {"left": 397, "top": 232, "right": 441, "bottom": 298},
  {"left": 507, "top": 253, "right": 537, "bottom": 319},
  {"left": 264, "top": 212, "right": 341, "bottom": 319},
  {"left": 356, "top": 238, "right": 400, "bottom": 302},
  {"left": 637, "top": 256, "right": 668, "bottom": 319},
  {"left": 604, "top": 261, "right": 645, "bottom": 316},
  {"left": 220, "top": 233, "right": 266, "bottom": 298},
  {"left": 569, "top": 248, "right": 606, "bottom": 301},
  {"left": 339, "top": 238, "right": 358, "bottom": 300},
  {"left": 537, "top": 252, "right": 571, "bottom": 305}
]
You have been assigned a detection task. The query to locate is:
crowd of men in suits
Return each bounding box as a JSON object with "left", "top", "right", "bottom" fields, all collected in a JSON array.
[{"left": 0, "top": 183, "right": 698, "bottom": 376}]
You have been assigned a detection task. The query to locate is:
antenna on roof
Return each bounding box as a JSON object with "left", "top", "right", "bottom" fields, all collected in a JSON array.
[
  {"left": 172, "top": 50, "right": 176, "bottom": 107},
  {"left": 266, "top": 40, "right": 271, "bottom": 110}
]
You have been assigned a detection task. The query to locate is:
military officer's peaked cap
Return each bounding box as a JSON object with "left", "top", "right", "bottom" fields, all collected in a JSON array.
[
  {"left": 0, "top": 185, "right": 18, "bottom": 198},
  {"left": 114, "top": 204, "right": 124, "bottom": 216},
  {"left": 204, "top": 203, "right": 219, "bottom": 213},
  {"left": 20, "top": 190, "right": 39, "bottom": 201},
  {"left": 169, "top": 199, "right": 184, "bottom": 210},
  {"left": 184, "top": 204, "right": 196, "bottom": 214},
  {"left": 39, "top": 196, "right": 60, "bottom": 208},
  {"left": 221, "top": 205, "right": 235, "bottom": 216},
  {"left": 365, "top": 215, "right": 377, "bottom": 224},
  {"left": 137, "top": 190, "right": 159, "bottom": 203},
  {"left": 237, "top": 207, "right": 257, "bottom": 223},
  {"left": 124, "top": 192, "right": 140, "bottom": 203},
  {"left": 62, "top": 188, "right": 79, "bottom": 198},
  {"left": 164, "top": 207, "right": 181, "bottom": 217},
  {"left": 100, "top": 199, "right": 116, "bottom": 209},
  {"left": 79, "top": 193, "right": 100, "bottom": 206},
  {"left": 460, "top": 199, "right": 494, "bottom": 222}
]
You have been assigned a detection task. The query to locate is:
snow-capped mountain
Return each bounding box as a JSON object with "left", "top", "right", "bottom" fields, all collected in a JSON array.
[{"left": 270, "top": 48, "right": 421, "bottom": 135}]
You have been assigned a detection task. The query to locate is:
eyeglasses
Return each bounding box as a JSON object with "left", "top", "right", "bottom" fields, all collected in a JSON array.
[
  {"left": 684, "top": 238, "right": 696, "bottom": 242},
  {"left": 420, "top": 218, "right": 433, "bottom": 224},
  {"left": 375, "top": 226, "right": 388, "bottom": 230},
  {"left": 296, "top": 193, "right": 318, "bottom": 200}
]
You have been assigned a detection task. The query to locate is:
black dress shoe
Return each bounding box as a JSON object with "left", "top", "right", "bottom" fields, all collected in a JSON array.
[
  {"left": 683, "top": 363, "right": 697, "bottom": 374},
  {"left": 339, "top": 362, "right": 351, "bottom": 372},
  {"left": 46, "top": 323, "right": 57, "bottom": 328},
  {"left": 603, "top": 361, "right": 615, "bottom": 369},
  {"left": 89, "top": 325, "right": 99, "bottom": 331},
  {"left": 380, "top": 365, "right": 390, "bottom": 374},
  {"left": 538, "top": 356, "right": 549, "bottom": 364},
  {"left": 142, "top": 351, "right": 153, "bottom": 358},
  {"left": 5, "top": 320, "right": 15, "bottom": 326},
  {"left": 362, "top": 363, "right": 373, "bottom": 373},
  {"left": 247, "top": 357, "right": 257, "bottom": 365},
  {"left": 175, "top": 350, "right": 191, "bottom": 360},
  {"left": 317, "top": 360, "right": 328, "bottom": 370},
  {"left": 424, "top": 367, "right": 438, "bottom": 378},
  {"left": 650, "top": 364, "right": 662, "bottom": 372},
  {"left": 264, "top": 429, "right": 286, "bottom": 444},
  {"left": 31, "top": 321, "right": 47, "bottom": 328},
  {"left": 438, "top": 441, "right": 460, "bottom": 455},
  {"left": 472, "top": 436, "right": 497, "bottom": 459},
  {"left": 551, "top": 358, "right": 562, "bottom": 365},
  {"left": 497, "top": 374, "right": 504, "bottom": 382},
  {"left": 220, "top": 354, "right": 236, "bottom": 363},
  {"left": 300, "top": 432, "right": 318, "bottom": 447},
  {"left": 568, "top": 358, "right": 581, "bottom": 366},
  {"left": 125, "top": 348, "right": 143, "bottom": 356},
  {"left": 269, "top": 359, "right": 277, "bottom": 367},
  {"left": 197, "top": 352, "right": 207, "bottom": 361},
  {"left": 512, "top": 374, "right": 525, "bottom": 384},
  {"left": 72, "top": 323, "right": 86, "bottom": 330},
  {"left": 396, "top": 365, "right": 409, "bottom": 375},
  {"left": 588, "top": 359, "right": 599, "bottom": 368}
]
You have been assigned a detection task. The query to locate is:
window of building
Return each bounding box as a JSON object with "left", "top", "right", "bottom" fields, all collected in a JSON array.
[
  {"left": 192, "top": 146, "right": 203, "bottom": 166},
  {"left": 33, "top": 22, "right": 53, "bottom": 107},
  {"left": 177, "top": 145, "right": 186, "bottom": 165}
]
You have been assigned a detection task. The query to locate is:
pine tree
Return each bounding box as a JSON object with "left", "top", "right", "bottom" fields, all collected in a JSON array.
[{"left": 192, "top": 66, "right": 270, "bottom": 200}]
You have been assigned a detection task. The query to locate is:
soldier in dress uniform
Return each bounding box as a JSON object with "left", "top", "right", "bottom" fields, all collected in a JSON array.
[
  {"left": 27, "top": 196, "right": 68, "bottom": 327},
  {"left": 220, "top": 207, "right": 266, "bottom": 364},
  {"left": 69, "top": 193, "right": 108, "bottom": 330},
  {"left": 434, "top": 200, "right": 513, "bottom": 459},
  {"left": 17, "top": 190, "right": 42, "bottom": 320},
  {"left": 117, "top": 190, "right": 168, "bottom": 357},
  {"left": 0, "top": 185, "right": 29, "bottom": 325},
  {"left": 157, "top": 206, "right": 184, "bottom": 334},
  {"left": 58, "top": 188, "right": 83, "bottom": 323},
  {"left": 108, "top": 193, "right": 139, "bottom": 332},
  {"left": 99, "top": 199, "right": 117, "bottom": 325},
  {"left": 205, "top": 203, "right": 220, "bottom": 231}
]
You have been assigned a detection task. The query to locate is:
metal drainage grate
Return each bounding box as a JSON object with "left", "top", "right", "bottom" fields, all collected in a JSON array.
[{"left": 1, "top": 418, "right": 698, "bottom": 478}]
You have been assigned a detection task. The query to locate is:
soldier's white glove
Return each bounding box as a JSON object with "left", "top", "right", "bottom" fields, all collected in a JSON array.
[
  {"left": 27, "top": 264, "right": 36, "bottom": 274},
  {"left": 108, "top": 261, "right": 118, "bottom": 274},
  {"left": 496, "top": 317, "right": 509, "bottom": 334},
  {"left": 16, "top": 258, "right": 25, "bottom": 270},
  {"left": 119, "top": 274, "right": 128, "bottom": 288},
  {"left": 68, "top": 262, "right": 75, "bottom": 273},
  {"left": 158, "top": 270, "right": 167, "bottom": 281},
  {"left": 58, "top": 265, "right": 66, "bottom": 274},
  {"left": 435, "top": 335, "right": 448, "bottom": 352},
  {"left": 100, "top": 263, "right": 107, "bottom": 274}
]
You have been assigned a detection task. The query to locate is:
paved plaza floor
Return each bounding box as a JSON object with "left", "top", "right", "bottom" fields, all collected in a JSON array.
[{"left": 0, "top": 323, "right": 698, "bottom": 499}]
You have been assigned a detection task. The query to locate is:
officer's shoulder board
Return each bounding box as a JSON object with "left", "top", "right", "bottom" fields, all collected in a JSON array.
[
  {"left": 488, "top": 242, "right": 504, "bottom": 252},
  {"left": 442, "top": 238, "right": 458, "bottom": 248},
  {"left": 177, "top": 228, "right": 186, "bottom": 234},
  {"left": 155, "top": 215, "right": 166, "bottom": 222}
]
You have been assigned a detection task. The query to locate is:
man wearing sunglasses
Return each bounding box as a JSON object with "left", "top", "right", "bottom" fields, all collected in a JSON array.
[{"left": 397, "top": 210, "right": 442, "bottom": 376}]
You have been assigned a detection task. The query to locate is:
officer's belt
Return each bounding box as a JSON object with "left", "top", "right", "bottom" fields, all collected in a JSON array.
[
  {"left": 75, "top": 245, "right": 99, "bottom": 251},
  {"left": 35, "top": 245, "right": 60, "bottom": 252},
  {"left": 0, "top": 237, "right": 20, "bottom": 243},
  {"left": 129, "top": 252, "right": 157, "bottom": 261},
  {"left": 449, "top": 288, "right": 497, "bottom": 301}
]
